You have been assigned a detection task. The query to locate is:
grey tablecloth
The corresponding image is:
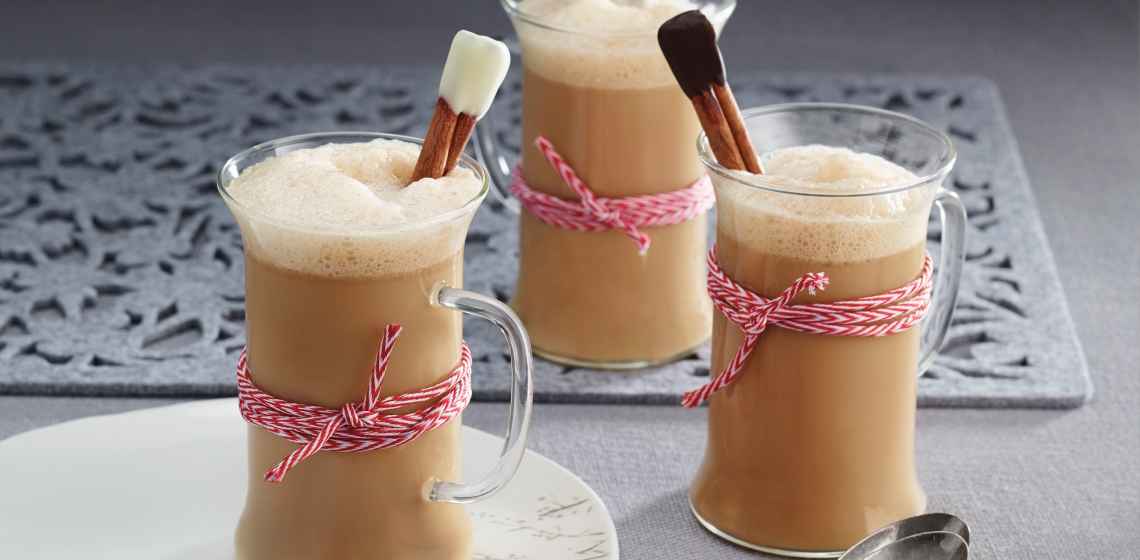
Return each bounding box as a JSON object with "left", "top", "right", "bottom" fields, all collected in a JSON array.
[
  {"left": 0, "top": 1, "right": 1137, "bottom": 559},
  {"left": 0, "top": 63, "right": 1091, "bottom": 408}
]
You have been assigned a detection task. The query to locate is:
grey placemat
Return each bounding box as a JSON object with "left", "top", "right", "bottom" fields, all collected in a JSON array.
[{"left": 0, "top": 62, "right": 1090, "bottom": 408}]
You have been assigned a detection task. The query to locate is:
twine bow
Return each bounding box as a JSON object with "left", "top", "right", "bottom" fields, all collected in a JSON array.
[
  {"left": 683, "top": 248, "right": 934, "bottom": 408},
  {"left": 237, "top": 324, "right": 472, "bottom": 483}
]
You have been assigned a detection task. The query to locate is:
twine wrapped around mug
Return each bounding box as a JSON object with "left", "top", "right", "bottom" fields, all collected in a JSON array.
[
  {"left": 237, "top": 324, "right": 472, "bottom": 482},
  {"left": 684, "top": 247, "right": 934, "bottom": 408},
  {"left": 509, "top": 136, "right": 715, "bottom": 255}
]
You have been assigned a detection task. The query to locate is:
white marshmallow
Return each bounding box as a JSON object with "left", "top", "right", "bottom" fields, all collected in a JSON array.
[{"left": 438, "top": 30, "right": 511, "bottom": 118}]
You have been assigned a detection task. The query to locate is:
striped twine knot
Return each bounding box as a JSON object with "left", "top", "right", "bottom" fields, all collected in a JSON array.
[
  {"left": 510, "top": 136, "right": 715, "bottom": 255},
  {"left": 682, "top": 247, "right": 934, "bottom": 408},
  {"left": 237, "top": 324, "right": 472, "bottom": 483}
]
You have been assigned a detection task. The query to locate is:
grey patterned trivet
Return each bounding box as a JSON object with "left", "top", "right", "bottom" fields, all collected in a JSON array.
[{"left": 0, "top": 62, "right": 1091, "bottom": 408}]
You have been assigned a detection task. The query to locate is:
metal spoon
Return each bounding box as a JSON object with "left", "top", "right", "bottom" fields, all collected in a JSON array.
[{"left": 839, "top": 513, "right": 970, "bottom": 560}]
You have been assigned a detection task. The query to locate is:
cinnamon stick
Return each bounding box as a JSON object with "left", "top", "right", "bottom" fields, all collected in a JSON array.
[
  {"left": 712, "top": 82, "right": 761, "bottom": 173},
  {"left": 444, "top": 113, "right": 477, "bottom": 175},
  {"left": 411, "top": 98, "right": 458, "bottom": 182},
  {"left": 691, "top": 89, "right": 744, "bottom": 171}
]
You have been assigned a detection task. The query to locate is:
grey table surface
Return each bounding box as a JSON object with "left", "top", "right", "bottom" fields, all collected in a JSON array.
[{"left": 1, "top": 1, "right": 1137, "bottom": 559}]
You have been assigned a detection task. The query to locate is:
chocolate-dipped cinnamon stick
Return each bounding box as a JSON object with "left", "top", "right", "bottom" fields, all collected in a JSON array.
[
  {"left": 691, "top": 88, "right": 744, "bottom": 171},
  {"left": 712, "top": 81, "right": 761, "bottom": 173},
  {"left": 411, "top": 30, "right": 510, "bottom": 183},
  {"left": 658, "top": 10, "right": 762, "bottom": 173}
]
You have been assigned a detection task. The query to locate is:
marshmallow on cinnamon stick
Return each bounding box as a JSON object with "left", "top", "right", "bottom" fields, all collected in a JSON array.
[{"left": 411, "top": 30, "right": 511, "bottom": 182}]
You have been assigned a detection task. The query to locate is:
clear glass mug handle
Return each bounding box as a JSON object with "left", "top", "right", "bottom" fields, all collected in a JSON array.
[
  {"left": 472, "top": 38, "right": 521, "bottom": 213},
  {"left": 429, "top": 286, "right": 534, "bottom": 504},
  {"left": 918, "top": 189, "right": 968, "bottom": 374}
]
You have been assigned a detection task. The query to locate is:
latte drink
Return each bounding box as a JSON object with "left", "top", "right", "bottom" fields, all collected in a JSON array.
[
  {"left": 221, "top": 137, "right": 485, "bottom": 560},
  {"left": 506, "top": 0, "right": 734, "bottom": 366},
  {"left": 692, "top": 145, "right": 937, "bottom": 553}
]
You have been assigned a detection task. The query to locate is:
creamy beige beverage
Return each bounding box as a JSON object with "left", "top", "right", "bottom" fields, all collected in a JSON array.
[
  {"left": 223, "top": 139, "right": 483, "bottom": 560},
  {"left": 508, "top": 0, "right": 727, "bottom": 365},
  {"left": 692, "top": 146, "right": 935, "bottom": 552}
]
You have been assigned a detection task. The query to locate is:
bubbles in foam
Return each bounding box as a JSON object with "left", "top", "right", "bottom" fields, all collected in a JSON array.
[
  {"left": 760, "top": 146, "right": 918, "bottom": 195},
  {"left": 229, "top": 139, "right": 479, "bottom": 229},
  {"left": 224, "top": 139, "right": 483, "bottom": 277},
  {"left": 714, "top": 145, "right": 937, "bottom": 263},
  {"left": 514, "top": 0, "right": 723, "bottom": 88}
]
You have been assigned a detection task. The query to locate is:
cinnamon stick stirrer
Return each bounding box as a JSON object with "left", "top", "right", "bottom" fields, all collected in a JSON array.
[
  {"left": 411, "top": 30, "right": 510, "bottom": 182},
  {"left": 658, "top": 10, "right": 762, "bottom": 173}
]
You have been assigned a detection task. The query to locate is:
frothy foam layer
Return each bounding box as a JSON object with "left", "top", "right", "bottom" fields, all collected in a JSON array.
[
  {"left": 514, "top": 0, "right": 726, "bottom": 88},
  {"left": 715, "top": 145, "right": 935, "bottom": 263},
  {"left": 224, "top": 139, "right": 483, "bottom": 277}
]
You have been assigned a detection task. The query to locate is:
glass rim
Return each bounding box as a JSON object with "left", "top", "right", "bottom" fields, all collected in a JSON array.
[
  {"left": 216, "top": 131, "right": 489, "bottom": 235},
  {"left": 501, "top": 0, "right": 736, "bottom": 38},
  {"left": 697, "top": 102, "right": 958, "bottom": 198}
]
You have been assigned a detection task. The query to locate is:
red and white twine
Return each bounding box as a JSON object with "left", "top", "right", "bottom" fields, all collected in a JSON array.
[
  {"left": 237, "top": 324, "right": 472, "bottom": 483},
  {"left": 509, "top": 136, "right": 715, "bottom": 255},
  {"left": 683, "top": 248, "right": 934, "bottom": 408}
]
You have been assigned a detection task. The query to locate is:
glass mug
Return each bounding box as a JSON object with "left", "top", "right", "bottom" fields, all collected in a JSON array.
[
  {"left": 474, "top": 0, "right": 736, "bottom": 368},
  {"left": 689, "top": 104, "right": 967, "bottom": 557},
  {"left": 217, "top": 132, "right": 534, "bottom": 560}
]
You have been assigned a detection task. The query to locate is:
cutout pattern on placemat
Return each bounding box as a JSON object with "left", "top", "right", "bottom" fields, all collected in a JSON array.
[{"left": 0, "top": 63, "right": 1090, "bottom": 407}]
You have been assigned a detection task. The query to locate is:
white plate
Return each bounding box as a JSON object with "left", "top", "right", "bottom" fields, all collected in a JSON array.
[{"left": 0, "top": 399, "right": 618, "bottom": 560}]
